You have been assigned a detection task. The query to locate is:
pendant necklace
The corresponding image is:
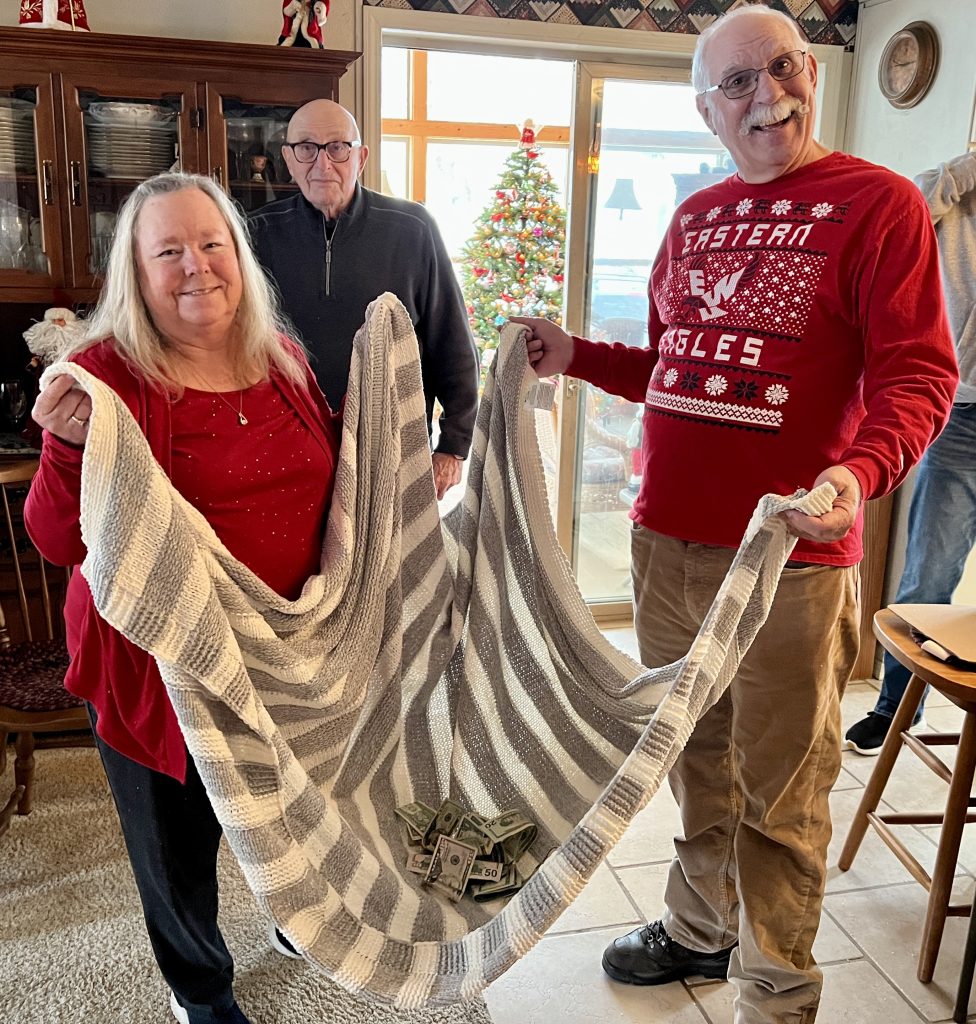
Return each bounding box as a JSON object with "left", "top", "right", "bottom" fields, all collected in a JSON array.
[{"left": 192, "top": 372, "right": 248, "bottom": 425}]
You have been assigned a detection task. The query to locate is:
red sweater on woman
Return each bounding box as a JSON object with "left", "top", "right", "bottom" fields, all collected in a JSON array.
[
  {"left": 25, "top": 339, "right": 340, "bottom": 781},
  {"left": 569, "top": 152, "right": 958, "bottom": 565}
]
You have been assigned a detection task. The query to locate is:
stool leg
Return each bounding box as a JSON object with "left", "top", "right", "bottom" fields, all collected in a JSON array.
[
  {"left": 919, "top": 710, "right": 976, "bottom": 982},
  {"left": 954, "top": 904, "right": 976, "bottom": 1022},
  {"left": 838, "top": 675, "right": 926, "bottom": 870}
]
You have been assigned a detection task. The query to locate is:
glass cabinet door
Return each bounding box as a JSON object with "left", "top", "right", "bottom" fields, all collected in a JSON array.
[
  {"left": 60, "top": 76, "right": 196, "bottom": 288},
  {"left": 203, "top": 84, "right": 321, "bottom": 216},
  {"left": 0, "top": 74, "right": 66, "bottom": 289}
]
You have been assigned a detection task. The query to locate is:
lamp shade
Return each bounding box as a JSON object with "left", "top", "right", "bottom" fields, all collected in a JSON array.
[{"left": 605, "top": 177, "right": 641, "bottom": 219}]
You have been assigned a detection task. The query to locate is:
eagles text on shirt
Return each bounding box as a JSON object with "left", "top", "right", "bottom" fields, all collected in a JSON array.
[{"left": 649, "top": 196, "right": 843, "bottom": 433}]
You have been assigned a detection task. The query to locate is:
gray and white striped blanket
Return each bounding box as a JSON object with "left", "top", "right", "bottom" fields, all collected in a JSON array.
[{"left": 47, "top": 293, "right": 832, "bottom": 1009}]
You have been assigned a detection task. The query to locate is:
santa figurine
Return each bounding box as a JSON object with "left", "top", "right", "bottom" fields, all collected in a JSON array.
[
  {"left": 278, "top": 0, "right": 329, "bottom": 48},
  {"left": 19, "top": 0, "right": 90, "bottom": 31},
  {"left": 22, "top": 307, "right": 84, "bottom": 444},
  {"left": 519, "top": 119, "right": 537, "bottom": 150},
  {"left": 23, "top": 307, "right": 84, "bottom": 371}
]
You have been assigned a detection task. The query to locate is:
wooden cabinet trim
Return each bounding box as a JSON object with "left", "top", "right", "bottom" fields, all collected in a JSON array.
[{"left": 0, "top": 27, "right": 359, "bottom": 79}]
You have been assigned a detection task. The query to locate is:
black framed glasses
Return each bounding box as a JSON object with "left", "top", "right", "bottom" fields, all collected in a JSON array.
[
  {"left": 283, "top": 140, "right": 361, "bottom": 164},
  {"left": 700, "top": 50, "right": 807, "bottom": 100}
]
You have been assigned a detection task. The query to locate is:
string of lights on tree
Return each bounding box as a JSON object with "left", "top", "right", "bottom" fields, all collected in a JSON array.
[{"left": 459, "top": 122, "right": 567, "bottom": 380}]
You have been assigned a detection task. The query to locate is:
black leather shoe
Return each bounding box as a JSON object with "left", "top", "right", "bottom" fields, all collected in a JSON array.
[{"left": 602, "top": 920, "right": 736, "bottom": 985}]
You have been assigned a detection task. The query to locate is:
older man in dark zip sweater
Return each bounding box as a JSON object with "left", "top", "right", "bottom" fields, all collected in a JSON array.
[{"left": 249, "top": 99, "right": 479, "bottom": 498}]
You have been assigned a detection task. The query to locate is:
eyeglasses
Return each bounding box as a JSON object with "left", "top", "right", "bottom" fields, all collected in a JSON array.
[
  {"left": 283, "top": 140, "right": 361, "bottom": 164},
  {"left": 700, "top": 50, "right": 807, "bottom": 100}
]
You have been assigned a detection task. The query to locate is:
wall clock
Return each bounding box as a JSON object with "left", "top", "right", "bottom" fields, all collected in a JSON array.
[{"left": 878, "top": 21, "right": 940, "bottom": 109}]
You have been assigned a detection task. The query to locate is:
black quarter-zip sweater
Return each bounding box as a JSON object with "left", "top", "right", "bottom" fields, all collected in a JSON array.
[{"left": 249, "top": 185, "right": 479, "bottom": 458}]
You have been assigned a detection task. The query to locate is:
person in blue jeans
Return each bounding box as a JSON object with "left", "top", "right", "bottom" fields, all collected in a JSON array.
[{"left": 845, "top": 151, "right": 976, "bottom": 756}]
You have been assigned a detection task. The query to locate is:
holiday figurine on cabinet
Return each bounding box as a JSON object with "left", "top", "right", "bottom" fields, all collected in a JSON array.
[
  {"left": 19, "top": 0, "right": 90, "bottom": 30},
  {"left": 278, "top": 0, "right": 329, "bottom": 48}
]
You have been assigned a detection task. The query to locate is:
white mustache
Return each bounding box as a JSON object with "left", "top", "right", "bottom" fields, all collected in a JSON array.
[{"left": 738, "top": 98, "right": 810, "bottom": 137}]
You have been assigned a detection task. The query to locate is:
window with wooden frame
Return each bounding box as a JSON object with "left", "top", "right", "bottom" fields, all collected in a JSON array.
[{"left": 379, "top": 48, "right": 573, "bottom": 265}]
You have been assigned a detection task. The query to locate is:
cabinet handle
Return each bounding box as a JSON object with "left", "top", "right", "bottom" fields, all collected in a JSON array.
[
  {"left": 69, "top": 161, "right": 83, "bottom": 206},
  {"left": 211, "top": 165, "right": 223, "bottom": 184},
  {"left": 42, "top": 160, "right": 54, "bottom": 205}
]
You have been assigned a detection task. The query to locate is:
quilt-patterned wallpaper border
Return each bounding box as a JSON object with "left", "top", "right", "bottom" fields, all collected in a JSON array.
[{"left": 364, "top": 0, "right": 858, "bottom": 47}]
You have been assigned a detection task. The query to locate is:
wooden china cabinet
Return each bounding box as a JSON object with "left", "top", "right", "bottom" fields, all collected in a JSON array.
[{"left": 0, "top": 25, "right": 358, "bottom": 383}]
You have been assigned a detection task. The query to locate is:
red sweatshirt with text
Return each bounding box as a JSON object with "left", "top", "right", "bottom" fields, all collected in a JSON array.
[{"left": 568, "top": 152, "right": 958, "bottom": 565}]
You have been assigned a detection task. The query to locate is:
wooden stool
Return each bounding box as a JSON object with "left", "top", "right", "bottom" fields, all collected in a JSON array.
[{"left": 839, "top": 608, "right": 976, "bottom": 986}]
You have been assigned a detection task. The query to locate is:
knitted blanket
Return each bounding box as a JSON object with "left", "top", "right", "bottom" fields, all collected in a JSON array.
[{"left": 46, "top": 294, "right": 832, "bottom": 1009}]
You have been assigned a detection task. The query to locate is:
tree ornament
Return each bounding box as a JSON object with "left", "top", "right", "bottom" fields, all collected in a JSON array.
[{"left": 519, "top": 120, "right": 537, "bottom": 150}]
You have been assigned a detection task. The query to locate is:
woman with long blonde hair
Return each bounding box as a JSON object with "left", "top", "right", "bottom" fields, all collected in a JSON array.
[{"left": 26, "top": 173, "right": 338, "bottom": 1024}]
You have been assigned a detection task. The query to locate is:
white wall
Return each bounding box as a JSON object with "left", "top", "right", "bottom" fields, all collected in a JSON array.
[
  {"left": 846, "top": 0, "right": 976, "bottom": 610},
  {"left": 846, "top": 0, "right": 976, "bottom": 177}
]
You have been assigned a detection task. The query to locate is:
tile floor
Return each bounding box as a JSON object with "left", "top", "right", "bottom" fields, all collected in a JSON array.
[{"left": 484, "top": 628, "right": 976, "bottom": 1024}]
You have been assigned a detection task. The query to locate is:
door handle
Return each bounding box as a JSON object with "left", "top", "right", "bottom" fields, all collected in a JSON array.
[
  {"left": 69, "top": 161, "right": 83, "bottom": 206},
  {"left": 42, "top": 160, "right": 54, "bottom": 205}
]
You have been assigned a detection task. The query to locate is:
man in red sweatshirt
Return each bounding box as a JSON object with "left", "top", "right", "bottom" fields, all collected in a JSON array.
[{"left": 513, "top": 5, "right": 958, "bottom": 1021}]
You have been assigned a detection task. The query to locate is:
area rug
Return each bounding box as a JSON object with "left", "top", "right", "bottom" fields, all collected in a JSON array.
[{"left": 0, "top": 746, "right": 495, "bottom": 1024}]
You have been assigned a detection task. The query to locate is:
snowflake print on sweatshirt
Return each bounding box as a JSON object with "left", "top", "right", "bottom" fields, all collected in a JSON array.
[{"left": 648, "top": 192, "right": 834, "bottom": 434}]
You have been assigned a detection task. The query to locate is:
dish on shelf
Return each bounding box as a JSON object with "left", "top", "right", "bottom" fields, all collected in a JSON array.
[
  {"left": 0, "top": 119, "right": 35, "bottom": 173},
  {"left": 87, "top": 101, "right": 177, "bottom": 124},
  {"left": 0, "top": 99, "right": 35, "bottom": 123}
]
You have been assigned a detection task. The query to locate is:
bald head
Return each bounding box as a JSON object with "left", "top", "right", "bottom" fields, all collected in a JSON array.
[
  {"left": 288, "top": 99, "right": 361, "bottom": 146},
  {"left": 283, "top": 99, "right": 369, "bottom": 219}
]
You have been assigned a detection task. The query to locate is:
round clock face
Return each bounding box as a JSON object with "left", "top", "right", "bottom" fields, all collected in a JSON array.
[{"left": 879, "top": 22, "right": 939, "bottom": 109}]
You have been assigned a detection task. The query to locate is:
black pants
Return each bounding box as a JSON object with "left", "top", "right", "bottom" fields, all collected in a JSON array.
[{"left": 90, "top": 709, "right": 236, "bottom": 1018}]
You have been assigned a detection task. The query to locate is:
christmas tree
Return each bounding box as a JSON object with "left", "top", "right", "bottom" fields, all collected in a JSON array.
[{"left": 459, "top": 125, "right": 567, "bottom": 378}]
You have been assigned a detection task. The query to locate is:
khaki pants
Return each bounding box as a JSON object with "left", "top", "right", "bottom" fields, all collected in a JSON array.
[{"left": 631, "top": 525, "right": 860, "bottom": 1024}]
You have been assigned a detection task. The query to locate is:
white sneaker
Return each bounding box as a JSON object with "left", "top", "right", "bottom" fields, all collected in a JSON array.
[
  {"left": 170, "top": 992, "right": 189, "bottom": 1024},
  {"left": 268, "top": 921, "right": 302, "bottom": 959}
]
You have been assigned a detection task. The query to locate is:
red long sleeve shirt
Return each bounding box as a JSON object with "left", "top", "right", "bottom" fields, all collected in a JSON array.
[
  {"left": 569, "top": 152, "right": 958, "bottom": 565},
  {"left": 25, "top": 339, "right": 340, "bottom": 781}
]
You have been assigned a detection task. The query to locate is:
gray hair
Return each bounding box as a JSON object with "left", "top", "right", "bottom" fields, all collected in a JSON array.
[
  {"left": 77, "top": 172, "right": 305, "bottom": 390},
  {"left": 692, "top": 3, "right": 808, "bottom": 95}
]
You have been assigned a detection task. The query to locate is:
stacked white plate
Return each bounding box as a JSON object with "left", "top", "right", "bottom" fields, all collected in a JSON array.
[
  {"left": 0, "top": 98, "right": 36, "bottom": 175},
  {"left": 86, "top": 102, "right": 177, "bottom": 180}
]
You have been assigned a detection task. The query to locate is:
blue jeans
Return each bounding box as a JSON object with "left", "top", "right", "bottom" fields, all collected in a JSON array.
[{"left": 875, "top": 402, "right": 976, "bottom": 721}]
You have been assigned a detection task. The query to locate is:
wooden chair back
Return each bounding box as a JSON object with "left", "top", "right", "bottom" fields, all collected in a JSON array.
[
  {"left": 0, "top": 459, "right": 67, "bottom": 645},
  {"left": 0, "top": 457, "right": 90, "bottom": 838}
]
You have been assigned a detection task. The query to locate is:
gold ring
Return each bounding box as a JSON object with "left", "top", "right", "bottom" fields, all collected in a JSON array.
[{"left": 69, "top": 414, "right": 89, "bottom": 426}]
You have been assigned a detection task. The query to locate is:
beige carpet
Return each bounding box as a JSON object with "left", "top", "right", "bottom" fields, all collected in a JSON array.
[{"left": 0, "top": 747, "right": 495, "bottom": 1024}]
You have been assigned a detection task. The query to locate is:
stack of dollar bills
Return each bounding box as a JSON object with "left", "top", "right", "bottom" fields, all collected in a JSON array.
[{"left": 395, "top": 799, "right": 537, "bottom": 904}]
